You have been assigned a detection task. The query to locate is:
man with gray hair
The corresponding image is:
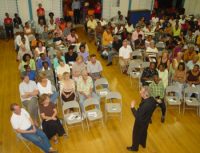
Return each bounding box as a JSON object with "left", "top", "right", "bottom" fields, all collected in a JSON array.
[{"left": 127, "top": 86, "right": 157, "bottom": 152}]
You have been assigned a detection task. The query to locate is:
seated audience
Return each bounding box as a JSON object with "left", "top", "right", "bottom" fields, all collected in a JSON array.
[
  {"left": 20, "top": 53, "right": 36, "bottom": 72},
  {"left": 78, "top": 44, "right": 89, "bottom": 63},
  {"left": 10, "top": 103, "right": 57, "bottom": 153},
  {"left": 186, "top": 64, "right": 200, "bottom": 86},
  {"left": 141, "top": 62, "right": 158, "bottom": 85},
  {"left": 24, "top": 22, "right": 35, "bottom": 41},
  {"left": 125, "top": 22, "right": 134, "bottom": 34},
  {"left": 39, "top": 94, "right": 65, "bottom": 143},
  {"left": 72, "top": 56, "right": 86, "bottom": 81},
  {"left": 77, "top": 70, "right": 100, "bottom": 111},
  {"left": 107, "top": 36, "right": 122, "bottom": 66},
  {"left": 48, "top": 18, "right": 56, "bottom": 32},
  {"left": 21, "top": 65, "right": 36, "bottom": 81},
  {"left": 186, "top": 55, "right": 200, "bottom": 70},
  {"left": 102, "top": 28, "right": 113, "bottom": 47},
  {"left": 37, "top": 73, "right": 59, "bottom": 104},
  {"left": 87, "top": 54, "right": 103, "bottom": 81},
  {"left": 87, "top": 15, "right": 97, "bottom": 35},
  {"left": 53, "top": 50, "right": 66, "bottom": 70},
  {"left": 173, "top": 62, "right": 186, "bottom": 97},
  {"left": 60, "top": 72, "right": 76, "bottom": 103},
  {"left": 64, "top": 45, "right": 78, "bottom": 64},
  {"left": 36, "top": 53, "right": 51, "bottom": 70},
  {"left": 158, "top": 64, "right": 168, "bottom": 88},
  {"left": 183, "top": 45, "right": 197, "bottom": 63},
  {"left": 157, "top": 51, "right": 170, "bottom": 69},
  {"left": 31, "top": 34, "right": 40, "bottom": 49},
  {"left": 149, "top": 74, "right": 166, "bottom": 123},
  {"left": 66, "top": 29, "right": 78, "bottom": 44},
  {"left": 13, "top": 24, "right": 23, "bottom": 37},
  {"left": 131, "top": 26, "right": 144, "bottom": 42},
  {"left": 56, "top": 59, "right": 70, "bottom": 80},
  {"left": 119, "top": 39, "right": 132, "bottom": 73},
  {"left": 17, "top": 37, "right": 32, "bottom": 61},
  {"left": 34, "top": 41, "right": 46, "bottom": 59},
  {"left": 134, "top": 34, "right": 145, "bottom": 50},
  {"left": 145, "top": 42, "right": 158, "bottom": 62},
  {"left": 19, "top": 75, "right": 38, "bottom": 124}
]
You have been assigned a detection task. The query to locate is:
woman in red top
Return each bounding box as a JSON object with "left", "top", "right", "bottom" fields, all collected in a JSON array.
[
  {"left": 37, "top": 3, "right": 46, "bottom": 24},
  {"left": 94, "top": 2, "right": 102, "bottom": 20},
  {"left": 4, "top": 13, "right": 13, "bottom": 39}
]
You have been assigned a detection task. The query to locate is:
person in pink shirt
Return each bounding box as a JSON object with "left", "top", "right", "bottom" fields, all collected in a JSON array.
[
  {"left": 131, "top": 26, "right": 144, "bottom": 42},
  {"left": 66, "top": 29, "right": 79, "bottom": 44}
]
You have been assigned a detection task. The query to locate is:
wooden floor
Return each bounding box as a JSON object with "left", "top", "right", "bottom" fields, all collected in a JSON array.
[{"left": 1, "top": 28, "right": 200, "bottom": 153}]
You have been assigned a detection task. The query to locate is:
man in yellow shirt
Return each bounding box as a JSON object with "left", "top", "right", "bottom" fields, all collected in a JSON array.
[{"left": 87, "top": 16, "right": 97, "bottom": 40}]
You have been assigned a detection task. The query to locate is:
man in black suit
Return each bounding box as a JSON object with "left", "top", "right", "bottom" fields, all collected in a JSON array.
[{"left": 127, "top": 86, "right": 157, "bottom": 152}]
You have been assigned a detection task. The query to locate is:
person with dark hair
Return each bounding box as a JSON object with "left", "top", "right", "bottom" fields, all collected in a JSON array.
[
  {"left": 79, "top": 44, "right": 89, "bottom": 63},
  {"left": 21, "top": 65, "right": 36, "bottom": 81},
  {"left": 13, "top": 13, "right": 22, "bottom": 27},
  {"left": 4, "top": 13, "right": 13, "bottom": 40},
  {"left": 39, "top": 94, "right": 66, "bottom": 143},
  {"left": 127, "top": 86, "right": 157, "bottom": 151},
  {"left": 31, "top": 33, "right": 40, "bottom": 49},
  {"left": 10, "top": 103, "right": 57, "bottom": 153},
  {"left": 39, "top": 61, "right": 55, "bottom": 86},
  {"left": 141, "top": 62, "right": 158, "bottom": 85},
  {"left": 134, "top": 34, "right": 145, "bottom": 49},
  {"left": 87, "top": 54, "right": 103, "bottom": 80},
  {"left": 34, "top": 41, "right": 46, "bottom": 59},
  {"left": 149, "top": 74, "right": 166, "bottom": 123},
  {"left": 48, "top": 12, "right": 54, "bottom": 21},
  {"left": 158, "top": 63, "right": 168, "bottom": 88},
  {"left": 36, "top": 53, "right": 51, "bottom": 70},
  {"left": 19, "top": 75, "right": 39, "bottom": 124},
  {"left": 66, "top": 28, "right": 78, "bottom": 43},
  {"left": 24, "top": 22, "right": 35, "bottom": 41},
  {"left": 64, "top": 45, "right": 78, "bottom": 63},
  {"left": 37, "top": 3, "right": 46, "bottom": 24},
  {"left": 72, "top": 0, "right": 81, "bottom": 24},
  {"left": 186, "top": 64, "right": 200, "bottom": 86}
]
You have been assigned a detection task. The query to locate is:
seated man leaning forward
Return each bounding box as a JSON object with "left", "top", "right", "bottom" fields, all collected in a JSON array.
[{"left": 10, "top": 103, "right": 57, "bottom": 153}]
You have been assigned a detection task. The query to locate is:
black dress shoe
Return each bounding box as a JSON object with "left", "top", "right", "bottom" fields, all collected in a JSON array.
[
  {"left": 140, "top": 144, "right": 146, "bottom": 148},
  {"left": 106, "top": 62, "right": 112, "bottom": 66},
  {"left": 126, "top": 146, "right": 138, "bottom": 151},
  {"left": 161, "top": 116, "right": 165, "bottom": 123}
]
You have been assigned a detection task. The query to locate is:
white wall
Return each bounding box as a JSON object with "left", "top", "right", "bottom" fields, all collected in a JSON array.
[
  {"left": 31, "top": 0, "right": 62, "bottom": 22},
  {"left": 17, "top": 0, "right": 30, "bottom": 23},
  {"left": 184, "top": 0, "right": 200, "bottom": 15},
  {"left": 131, "top": 0, "right": 152, "bottom": 10}
]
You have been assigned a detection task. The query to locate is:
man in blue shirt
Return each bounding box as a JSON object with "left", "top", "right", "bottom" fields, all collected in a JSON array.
[
  {"left": 21, "top": 65, "right": 36, "bottom": 81},
  {"left": 36, "top": 53, "right": 51, "bottom": 70}
]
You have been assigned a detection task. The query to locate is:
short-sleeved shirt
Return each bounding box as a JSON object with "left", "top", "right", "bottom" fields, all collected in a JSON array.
[
  {"left": 37, "top": 79, "right": 52, "bottom": 95},
  {"left": 19, "top": 80, "right": 37, "bottom": 101},
  {"left": 119, "top": 45, "right": 132, "bottom": 59},
  {"left": 79, "top": 51, "right": 89, "bottom": 63},
  {"left": 87, "top": 20, "right": 97, "bottom": 30},
  {"left": 39, "top": 103, "right": 55, "bottom": 117},
  {"left": 4, "top": 17, "right": 13, "bottom": 25},
  {"left": 149, "top": 81, "right": 165, "bottom": 99},
  {"left": 87, "top": 60, "right": 102, "bottom": 74},
  {"left": 56, "top": 64, "right": 71, "bottom": 76},
  {"left": 10, "top": 108, "right": 31, "bottom": 130},
  {"left": 37, "top": 8, "right": 45, "bottom": 16},
  {"left": 65, "top": 52, "right": 78, "bottom": 63},
  {"left": 72, "top": 62, "right": 86, "bottom": 76},
  {"left": 77, "top": 76, "right": 93, "bottom": 95}
]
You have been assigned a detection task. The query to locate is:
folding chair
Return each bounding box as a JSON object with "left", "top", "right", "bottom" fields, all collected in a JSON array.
[
  {"left": 105, "top": 91, "right": 122, "bottom": 121},
  {"left": 83, "top": 98, "right": 103, "bottom": 130},
  {"left": 156, "top": 41, "right": 166, "bottom": 51},
  {"left": 62, "top": 100, "right": 84, "bottom": 135},
  {"left": 183, "top": 86, "right": 200, "bottom": 115},
  {"left": 165, "top": 85, "right": 182, "bottom": 113},
  {"left": 15, "top": 131, "right": 33, "bottom": 153},
  {"left": 131, "top": 50, "right": 143, "bottom": 60},
  {"left": 94, "top": 78, "right": 110, "bottom": 98},
  {"left": 127, "top": 60, "right": 143, "bottom": 89}
]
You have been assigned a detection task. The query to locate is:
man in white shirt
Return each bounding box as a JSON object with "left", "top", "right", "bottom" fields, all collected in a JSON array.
[
  {"left": 10, "top": 103, "right": 57, "bottom": 153},
  {"left": 87, "top": 54, "right": 103, "bottom": 80},
  {"left": 19, "top": 75, "right": 39, "bottom": 124},
  {"left": 119, "top": 39, "right": 132, "bottom": 73}
]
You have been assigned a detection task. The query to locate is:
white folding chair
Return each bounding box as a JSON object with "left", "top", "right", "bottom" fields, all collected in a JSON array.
[
  {"left": 94, "top": 78, "right": 110, "bottom": 98},
  {"left": 15, "top": 131, "right": 33, "bottom": 153},
  {"left": 105, "top": 91, "right": 122, "bottom": 121},
  {"left": 156, "top": 41, "right": 166, "bottom": 51},
  {"left": 131, "top": 50, "right": 143, "bottom": 60},
  {"left": 183, "top": 86, "right": 200, "bottom": 115},
  {"left": 62, "top": 100, "right": 84, "bottom": 135},
  {"left": 165, "top": 85, "right": 182, "bottom": 113},
  {"left": 127, "top": 60, "right": 143, "bottom": 89},
  {"left": 83, "top": 98, "right": 103, "bottom": 130}
]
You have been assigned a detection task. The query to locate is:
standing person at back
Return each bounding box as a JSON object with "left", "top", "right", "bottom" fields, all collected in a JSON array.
[
  {"left": 72, "top": 0, "right": 81, "bottom": 24},
  {"left": 37, "top": 3, "right": 46, "bottom": 24}
]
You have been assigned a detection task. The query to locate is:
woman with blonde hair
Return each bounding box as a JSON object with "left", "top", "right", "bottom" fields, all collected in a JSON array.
[
  {"left": 157, "top": 50, "right": 170, "bottom": 70},
  {"left": 37, "top": 73, "right": 58, "bottom": 104},
  {"left": 72, "top": 55, "right": 86, "bottom": 81},
  {"left": 39, "top": 94, "right": 65, "bottom": 143},
  {"left": 60, "top": 72, "right": 76, "bottom": 102}
]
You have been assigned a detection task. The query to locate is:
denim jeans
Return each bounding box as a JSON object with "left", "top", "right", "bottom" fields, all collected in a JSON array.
[
  {"left": 78, "top": 92, "right": 100, "bottom": 112},
  {"left": 107, "top": 50, "right": 117, "bottom": 63},
  {"left": 50, "top": 91, "right": 59, "bottom": 104},
  {"left": 21, "top": 127, "right": 51, "bottom": 153}
]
